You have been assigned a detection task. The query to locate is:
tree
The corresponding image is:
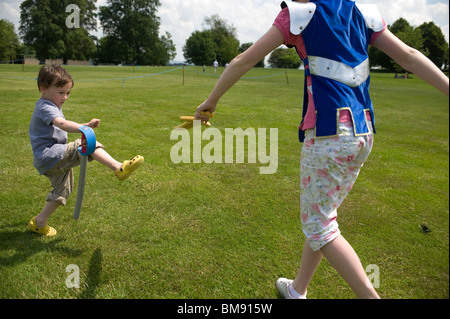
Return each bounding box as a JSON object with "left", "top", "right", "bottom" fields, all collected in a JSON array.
[
  {"left": 418, "top": 22, "right": 448, "bottom": 69},
  {"left": 63, "top": 29, "right": 97, "bottom": 63},
  {"left": 183, "top": 30, "right": 216, "bottom": 65},
  {"left": 444, "top": 45, "right": 449, "bottom": 70},
  {"left": 158, "top": 32, "right": 176, "bottom": 65},
  {"left": 390, "top": 19, "right": 428, "bottom": 72},
  {"left": 369, "top": 18, "right": 448, "bottom": 72},
  {"left": 19, "top": 0, "right": 97, "bottom": 64},
  {"left": 389, "top": 17, "right": 411, "bottom": 34},
  {"left": 0, "top": 19, "right": 21, "bottom": 62},
  {"left": 268, "top": 47, "right": 301, "bottom": 69},
  {"left": 98, "top": 0, "right": 173, "bottom": 65},
  {"left": 203, "top": 15, "right": 239, "bottom": 65},
  {"left": 94, "top": 36, "right": 124, "bottom": 65},
  {"left": 369, "top": 18, "right": 424, "bottom": 71},
  {"left": 239, "top": 42, "right": 264, "bottom": 68}
]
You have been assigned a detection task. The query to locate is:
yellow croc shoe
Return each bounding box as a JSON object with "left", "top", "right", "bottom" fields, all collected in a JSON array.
[
  {"left": 115, "top": 155, "right": 144, "bottom": 181},
  {"left": 28, "top": 217, "right": 57, "bottom": 237}
]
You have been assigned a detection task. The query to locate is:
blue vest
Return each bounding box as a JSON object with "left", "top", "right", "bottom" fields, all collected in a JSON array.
[{"left": 281, "top": 0, "right": 383, "bottom": 142}]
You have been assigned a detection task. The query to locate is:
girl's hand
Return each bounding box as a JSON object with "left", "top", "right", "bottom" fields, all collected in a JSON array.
[
  {"left": 88, "top": 119, "right": 100, "bottom": 128},
  {"left": 195, "top": 101, "right": 217, "bottom": 121}
]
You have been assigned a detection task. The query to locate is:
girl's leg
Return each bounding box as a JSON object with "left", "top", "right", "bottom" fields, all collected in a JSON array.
[
  {"left": 292, "top": 241, "right": 323, "bottom": 295},
  {"left": 321, "top": 235, "right": 380, "bottom": 299},
  {"left": 291, "top": 236, "right": 380, "bottom": 299},
  {"left": 296, "top": 124, "right": 377, "bottom": 299}
]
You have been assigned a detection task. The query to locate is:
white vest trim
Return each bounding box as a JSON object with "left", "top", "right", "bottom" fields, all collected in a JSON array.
[
  {"left": 355, "top": 4, "right": 384, "bottom": 32},
  {"left": 283, "top": 1, "right": 317, "bottom": 35},
  {"left": 308, "top": 56, "right": 370, "bottom": 87}
]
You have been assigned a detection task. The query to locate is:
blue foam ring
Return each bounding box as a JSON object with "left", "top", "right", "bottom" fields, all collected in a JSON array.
[{"left": 78, "top": 126, "right": 97, "bottom": 156}]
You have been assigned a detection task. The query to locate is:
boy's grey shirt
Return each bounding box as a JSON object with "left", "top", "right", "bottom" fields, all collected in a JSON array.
[{"left": 29, "top": 98, "right": 68, "bottom": 175}]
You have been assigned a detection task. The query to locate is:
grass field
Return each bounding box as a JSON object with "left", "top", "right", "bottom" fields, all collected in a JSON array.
[{"left": 0, "top": 64, "right": 448, "bottom": 299}]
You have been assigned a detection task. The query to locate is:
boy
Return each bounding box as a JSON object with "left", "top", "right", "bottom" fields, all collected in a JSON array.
[{"left": 29, "top": 65, "right": 144, "bottom": 236}]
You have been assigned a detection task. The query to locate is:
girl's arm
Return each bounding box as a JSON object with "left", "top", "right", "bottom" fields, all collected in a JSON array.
[
  {"left": 195, "top": 26, "right": 285, "bottom": 120},
  {"left": 372, "top": 29, "right": 449, "bottom": 96}
]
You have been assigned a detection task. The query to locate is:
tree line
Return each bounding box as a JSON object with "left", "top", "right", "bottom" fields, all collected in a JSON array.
[
  {"left": 1, "top": 0, "right": 175, "bottom": 65},
  {"left": 369, "top": 18, "right": 449, "bottom": 72},
  {"left": 182, "top": 15, "right": 448, "bottom": 71},
  {"left": 182, "top": 14, "right": 264, "bottom": 68},
  {"left": 0, "top": 0, "right": 448, "bottom": 71}
]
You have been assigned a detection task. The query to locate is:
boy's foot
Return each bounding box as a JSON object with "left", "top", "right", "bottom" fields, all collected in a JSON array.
[
  {"left": 115, "top": 155, "right": 144, "bottom": 181},
  {"left": 28, "top": 217, "right": 57, "bottom": 237}
]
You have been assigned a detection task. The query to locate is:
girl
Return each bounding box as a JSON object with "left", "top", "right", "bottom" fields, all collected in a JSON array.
[{"left": 195, "top": 0, "right": 449, "bottom": 298}]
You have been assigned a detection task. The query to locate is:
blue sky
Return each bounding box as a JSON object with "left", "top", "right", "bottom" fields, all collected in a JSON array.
[{"left": 1, "top": 0, "right": 448, "bottom": 62}]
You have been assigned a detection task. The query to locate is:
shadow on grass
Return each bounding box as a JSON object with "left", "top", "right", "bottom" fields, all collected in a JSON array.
[
  {"left": 0, "top": 223, "right": 104, "bottom": 299},
  {"left": 78, "top": 247, "right": 102, "bottom": 299},
  {"left": 0, "top": 223, "right": 83, "bottom": 267}
]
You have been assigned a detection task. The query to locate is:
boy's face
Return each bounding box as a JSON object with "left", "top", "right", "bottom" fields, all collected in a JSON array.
[{"left": 40, "top": 82, "right": 73, "bottom": 108}]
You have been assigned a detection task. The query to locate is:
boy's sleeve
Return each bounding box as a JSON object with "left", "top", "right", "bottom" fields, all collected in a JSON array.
[{"left": 40, "top": 101, "right": 65, "bottom": 126}]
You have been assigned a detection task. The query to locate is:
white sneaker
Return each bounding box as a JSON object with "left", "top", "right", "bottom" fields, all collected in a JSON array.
[
  {"left": 275, "top": 278, "right": 306, "bottom": 299},
  {"left": 276, "top": 278, "right": 294, "bottom": 299}
]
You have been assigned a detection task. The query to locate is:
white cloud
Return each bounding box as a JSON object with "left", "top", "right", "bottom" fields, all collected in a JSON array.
[
  {"left": 1, "top": 0, "right": 448, "bottom": 62},
  {"left": 158, "top": 0, "right": 280, "bottom": 62},
  {"left": 159, "top": 0, "right": 449, "bottom": 62},
  {"left": 0, "top": 1, "right": 21, "bottom": 31},
  {"left": 359, "top": 0, "right": 449, "bottom": 41},
  {"left": 372, "top": 0, "right": 449, "bottom": 25}
]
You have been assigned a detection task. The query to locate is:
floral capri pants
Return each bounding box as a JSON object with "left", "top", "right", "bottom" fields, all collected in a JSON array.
[{"left": 300, "top": 121, "right": 374, "bottom": 251}]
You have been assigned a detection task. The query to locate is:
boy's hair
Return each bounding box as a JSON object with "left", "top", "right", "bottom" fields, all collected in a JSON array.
[{"left": 37, "top": 65, "right": 74, "bottom": 91}]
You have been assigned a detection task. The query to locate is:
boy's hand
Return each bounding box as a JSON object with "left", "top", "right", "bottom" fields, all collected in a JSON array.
[{"left": 88, "top": 119, "right": 100, "bottom": 128}]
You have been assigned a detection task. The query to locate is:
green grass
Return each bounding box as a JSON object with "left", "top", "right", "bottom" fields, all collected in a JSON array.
[{"left": 0, "top": 64, "right": 448, "bottom": 299}]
